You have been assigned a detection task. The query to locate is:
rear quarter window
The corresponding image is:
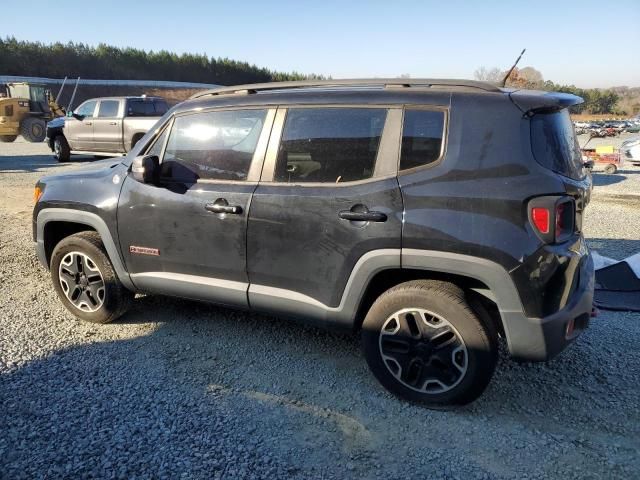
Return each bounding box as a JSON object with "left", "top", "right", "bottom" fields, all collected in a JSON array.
[{"left": 530, "top": 109, "right": 585, "bottom": 180}]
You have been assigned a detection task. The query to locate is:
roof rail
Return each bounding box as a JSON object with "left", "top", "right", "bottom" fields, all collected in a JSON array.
[{"left": 190, "top": 78, "right": 502, "bottom": 99}]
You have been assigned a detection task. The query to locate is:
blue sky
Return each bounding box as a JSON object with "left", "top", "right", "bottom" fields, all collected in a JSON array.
[{"left": 3, "top": 0, "right": 639, "bottom": 87}]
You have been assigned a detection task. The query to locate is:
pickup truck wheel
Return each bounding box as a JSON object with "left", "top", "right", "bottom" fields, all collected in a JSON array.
[
  {"left": 0, "top": 135, "right": 18, "bottom": 142},
  {"left": 361, "top": 280, "right": 498, "bottom": 407},
  {"left": 50, "top": 232, "right": 134, "bottom": 323},
  {"left": 604, "top": 164, "right": 617, "bottom": 174},
  {"left": 21, "top": 117, "right": 46, "bottom": 142},
  {"left": 53, "top": 136, "right": 71, "bottom": 162}
]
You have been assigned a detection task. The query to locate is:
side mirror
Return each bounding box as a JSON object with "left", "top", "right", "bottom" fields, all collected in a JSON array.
[
  {"left": 131, "top": 155, "right": 159, "bottom": 183},
  {"left": 66, "top": 110, "right": 74, "bottom": 117},
  {"left": 583, "top": 160, "right": 594, "bottom": 170}
]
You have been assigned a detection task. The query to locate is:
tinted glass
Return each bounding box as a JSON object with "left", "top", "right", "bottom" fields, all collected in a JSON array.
[
  {"left": 531, "top": 110, "right": 585, "bottom": 180},
  {"left": 161, "top": 109, "right": 267, "bottom": 182},
  {"left": 275, "top": 108, "right": 387, "bottom": 183},
  {"left": 154, "top": 100, "right": 169, "bottom": 115},
  {"left": 400, "top": 110, "right": 445, "bottom": 171},
  {"left": 97, "top": 100, "right": 119, "bottom": 118},
  {"left": 76, "top": 101, "right": 96, "bottom": 118},
  {"left": 127, "top": 100, "right": 155, "bottom": 117}
]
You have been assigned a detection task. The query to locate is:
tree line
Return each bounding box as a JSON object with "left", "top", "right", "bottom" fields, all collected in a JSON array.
[
  {"left": 474, "top": 66, "right": 627, "bottom": 114},
  {"left": 0, "top": 37, "right": 324, "bottom": 85}
]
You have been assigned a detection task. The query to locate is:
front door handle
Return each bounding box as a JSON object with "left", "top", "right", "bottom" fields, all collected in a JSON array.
[
  {"left": 84, "top": 121, "right": 92, "bottom": 126},
  {"left": 339, "top": 206, "right": 387, "bottom": 223},
  {"left": 109, "top": 122, "right": 117, "bottom": 126},
  {"left": 205, "top": 199, "right": 242, "bottom": 215}
]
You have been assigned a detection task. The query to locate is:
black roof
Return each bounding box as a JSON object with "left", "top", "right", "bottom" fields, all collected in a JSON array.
[{"left": 173, "top": 78, "right": 582, "bottom": 115}]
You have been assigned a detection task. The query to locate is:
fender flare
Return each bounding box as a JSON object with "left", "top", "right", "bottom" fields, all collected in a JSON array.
[{"left": 36, "top": 208, "right": 134, "bottom": 290}]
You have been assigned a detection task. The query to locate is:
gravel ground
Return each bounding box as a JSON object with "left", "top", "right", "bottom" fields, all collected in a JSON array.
[{"left": 1, "top": 139, "right": 639, "bottom": 479}]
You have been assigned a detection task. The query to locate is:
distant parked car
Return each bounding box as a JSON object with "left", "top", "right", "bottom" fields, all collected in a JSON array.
[{"left": 46, "top": 96, "right": 168, "bottom": 161}]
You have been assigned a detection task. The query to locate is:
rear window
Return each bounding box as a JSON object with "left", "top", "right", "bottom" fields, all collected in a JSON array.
[
  {"left": 127, "top": 99, "right": 167, "bottom": 117},
  {"left": 531, "top": 110, "right": 585, "bottom": 180}
]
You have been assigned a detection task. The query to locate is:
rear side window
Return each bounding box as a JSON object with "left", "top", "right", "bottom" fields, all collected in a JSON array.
[
  {"left": 97, "top": 100, "right": 119, "bottom": 118},
  {"left": 275, "top": 108, "right": 387, "bottom": 183},
  {"left": 531, "top": 110, "right": 585, "bottom": 180},
  {"left": 400, "top": 110, "right": 445, "bottom": 171},
  {"left": 161, "top": 109, "right": 267, "bottom": 182}
]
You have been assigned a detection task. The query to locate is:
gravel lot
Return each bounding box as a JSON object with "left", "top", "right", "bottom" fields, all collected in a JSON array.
[{"left": 1, "top": 139, "right": 639, "bottom": 479}]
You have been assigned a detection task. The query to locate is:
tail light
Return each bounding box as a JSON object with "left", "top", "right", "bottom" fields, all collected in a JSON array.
[{"left": 528, "top": 196, "right": 575, "bottom": 243}]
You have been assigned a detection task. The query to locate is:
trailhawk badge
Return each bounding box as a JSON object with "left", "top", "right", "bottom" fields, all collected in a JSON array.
[{"left": 129, "top": 246, "right": 160, "bottom": 256}]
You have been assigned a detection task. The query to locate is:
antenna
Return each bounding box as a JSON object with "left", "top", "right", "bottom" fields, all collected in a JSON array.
[
  {"left": 501, "top": 48, "right": 526, "bottom": 87},
  {"left": 68, "top": 77, "right": 81, "bottom": 111},
  {"left": 55, "top": 77, "right": 68, "bottom": 104}
]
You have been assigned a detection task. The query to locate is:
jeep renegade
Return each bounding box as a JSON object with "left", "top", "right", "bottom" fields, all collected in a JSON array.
[{"left": 33, "top": 79, "right": 594, "bottom": 406}]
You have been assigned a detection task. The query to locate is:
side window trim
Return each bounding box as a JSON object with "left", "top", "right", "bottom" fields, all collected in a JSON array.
[
  {"left": 260, "top": 105, "right": 398, "bottom": 186},
  {"left": 397, "top": 106, "right": 449, "bottom": 175},
  {"left": 143, "top": 116, "right": 174, "bottom": 159},
  {"left": 157, "top": 107, "right": 275, "bottom": 184}
]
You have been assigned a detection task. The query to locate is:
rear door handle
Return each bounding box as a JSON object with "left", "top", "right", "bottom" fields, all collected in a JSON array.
[
  {"left": 205, "top": 200, "right": 242, "bottom": 215},
  {"left": 84, "top": 121, "right": 92, "bottom": 126},
  {"left": 339, "top": 208, "right": 387, "bottom": 222},
  {"left": 109, "top": 122, "right": 117, "bottom": 125}
]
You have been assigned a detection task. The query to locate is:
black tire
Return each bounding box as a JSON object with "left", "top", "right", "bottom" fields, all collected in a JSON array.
[
  {"left": 53, "top": 135, "right": 71, "bottom": 162},
  {"left": 50, "top": 232, "right": 134, "bottom": 324},
  {"left": 20, "top": 117, "right": 46, "bottom": 142},
  {"left": 361, "top": 280, "right": 498, "bottom": 407},
  {"left": 0, "top": 135, "right": 18, "bottom": 142},
  {"left": 604, "top": 164, "right": 617, "bottom": 174}
]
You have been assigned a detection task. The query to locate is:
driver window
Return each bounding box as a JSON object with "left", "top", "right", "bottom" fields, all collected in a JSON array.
[
  {"left": 160, "top": 109, "right": 267, "bottom": 182},
  {"left": 76, "top": 101, "right": 97, "bottom": 118}
]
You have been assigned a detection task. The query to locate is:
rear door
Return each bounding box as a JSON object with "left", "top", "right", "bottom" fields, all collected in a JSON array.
[
  {"left": 66, "top": 100, "right": 97, "bottom": 150},
  {"left": 117, "top": 106, "right": 275, "bottom": 307},
  {"left": 91, "top": 99, "right": 123, "bottom": 152},
  {"left": 247, "top": 106, "right": 403, "bottom": 316}
]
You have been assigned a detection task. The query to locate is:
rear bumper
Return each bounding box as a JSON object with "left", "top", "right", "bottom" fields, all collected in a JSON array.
[{"left": 503, "top": 252, "right": 594, "bottom": 361}]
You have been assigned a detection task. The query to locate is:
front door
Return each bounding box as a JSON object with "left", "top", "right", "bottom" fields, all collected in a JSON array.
[
  {"left": 66, "top": 100, "right": 97, "bottom": 150},
  {"left": 92, "top": 99, "right": 123, "bottom": 152},
  {"left": 117, "top": 107, "right": 275, "bottom": 307},
  {"left": 247, "top": 107, "right": 403, "bottom": 317}
]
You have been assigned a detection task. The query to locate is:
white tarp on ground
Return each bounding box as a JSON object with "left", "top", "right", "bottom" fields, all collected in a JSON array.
[{"left": 593, "top": 251, "right": 640, "bottom": 277}]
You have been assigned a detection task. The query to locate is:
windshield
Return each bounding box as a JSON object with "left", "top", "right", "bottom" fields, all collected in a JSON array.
[{"left": 530, "top": 109, "right": 585, "bottom": 180}]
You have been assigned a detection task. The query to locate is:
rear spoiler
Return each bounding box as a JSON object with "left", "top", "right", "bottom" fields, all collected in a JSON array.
[{"left": 508, "top": 90, "right": 584, "bottom": 116}]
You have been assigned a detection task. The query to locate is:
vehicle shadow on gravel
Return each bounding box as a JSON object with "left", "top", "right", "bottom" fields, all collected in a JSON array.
[
  {"left": 591, "top": 173, "right": 627, "bottom": 186},
  {"left": 2, "top": 293, "right": 638, "bottom": 478},
  {"left": 0, "top": 154, "right": 98, "bottom": 173}
]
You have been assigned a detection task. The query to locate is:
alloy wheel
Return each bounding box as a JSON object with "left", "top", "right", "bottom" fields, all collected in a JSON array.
[
  {"left": 379, "top": 308, "right": 468, "bottom": 393},
  {"left": 58, "top": 251, "right": 105, "bottom": 312}
]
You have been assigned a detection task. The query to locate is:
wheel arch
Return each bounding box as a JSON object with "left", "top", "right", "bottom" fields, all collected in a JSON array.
[{"left": 36, "top": 209, "right": 134, "bottom": 290}]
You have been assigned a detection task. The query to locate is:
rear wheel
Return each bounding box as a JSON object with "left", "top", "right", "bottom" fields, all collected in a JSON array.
[
  {"left": 0, "top": 135, "right": 17, "bottom": 142},
  {"left": 53, "top": 135, "right": 71, "bottom": 162},
  {"left": 604, "top": 164, "right": 617, "bottom": 174},
  {"left": 20, "top": 117, "right": 46, "bottom": 142},
  {"left": 50, "top": 232, "right": 134, "bottom": 323},
  {"left": 362, "top": 280, "right": 498, "bottom": 407}
]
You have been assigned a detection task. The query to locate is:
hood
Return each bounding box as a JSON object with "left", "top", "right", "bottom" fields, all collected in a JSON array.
[
  {"left": 40, "top": 158, "right": 123, "bottom": 183},
  {"left": 47, "top": 116, "right": 65, "bottom": 129}
]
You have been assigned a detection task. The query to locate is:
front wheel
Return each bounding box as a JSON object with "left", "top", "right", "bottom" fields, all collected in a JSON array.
[
  {"left": 50, "top": 232, "right": 134, "bottom": 323},
  {"left": 53, "top": 135, "right": 71, "bottom": 162},
  {"left": 604, "top": 164, "right": 617, "bottom": 174},
  {"left": 361, "top": 280, "right": 498, "bottom": 407}
]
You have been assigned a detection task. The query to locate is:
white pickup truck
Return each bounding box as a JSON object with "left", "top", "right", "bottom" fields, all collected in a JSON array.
[{"left": 46, "top": 96, "right": 168, "bottom": 161}]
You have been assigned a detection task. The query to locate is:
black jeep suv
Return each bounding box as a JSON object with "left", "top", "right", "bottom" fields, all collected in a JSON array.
[{"left": 33, "top": 79, "right": 594, "bottom": 407}]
